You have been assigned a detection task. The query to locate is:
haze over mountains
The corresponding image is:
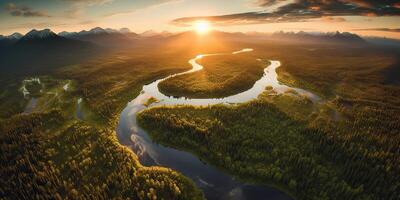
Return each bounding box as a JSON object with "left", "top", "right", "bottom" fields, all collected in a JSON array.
[
  {"left": 0, "top": 27, "right": 374, "bottom": 47},
  {"left": 270, "top": 31, "right": 366, "bottom": 44},
  {"left": 0, "top": 29, "right": 96, "bottom": 75},
  {"left": 0, "top": 27, "right": 173, "bottom": 48},
  {"left": 0, "top": 27, "right": 398, "bottom": 76}
]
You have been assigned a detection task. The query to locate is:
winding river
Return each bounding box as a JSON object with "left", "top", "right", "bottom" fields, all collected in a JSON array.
[{"left": 117, "top": 49, "right": 320, "bottom": 200}]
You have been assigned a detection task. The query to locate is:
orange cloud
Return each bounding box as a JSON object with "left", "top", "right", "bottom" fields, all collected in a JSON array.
[{"left": 321, "top": 16, "right": 346, "bottom": 22}]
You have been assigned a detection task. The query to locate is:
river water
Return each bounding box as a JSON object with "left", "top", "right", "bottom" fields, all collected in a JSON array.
[
  {"left": 117, "top": 49, "right": 320, "bottom": 200},
  {"left": 23, "top": 98, "right": 38, "bottom": 113}
]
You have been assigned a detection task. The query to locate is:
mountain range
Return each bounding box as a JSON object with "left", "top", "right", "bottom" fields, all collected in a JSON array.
[
  {"left": 270, "top": 31, "right": 366, "bottom": 44},
  {"left": 0, "top": 29, "right": 97, "bottom": 75},
  {"left": 0, "top": 33, "right": 23, "bottom": 48},
  {"left": 1, "top": 27, "right": 397, "bottom": 76},
  {"left": 58, "top": 27, "right": 136, "bottom": 46},
  {"left": 0, "top": 27, "right": 372, "bottom": 48},
  {"left": 0, "top": 27, "right": 176, "bottom": 72}
]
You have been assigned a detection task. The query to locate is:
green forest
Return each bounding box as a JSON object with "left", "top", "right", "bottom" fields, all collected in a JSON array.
[
  {"left": 0, "top": 110, "right": 203, "bottom": 199},
  {"left": 0, "top": 46, "right": 204, "bottom": 200},
  {"left": 138, "top": 91, "right": 400, "bottom": 200},
  {"left": 137, "top": 44, "right": 400, "bottom": 200},
  {"left": 158, "top": 54, "right": 265, "bottom": 98}
]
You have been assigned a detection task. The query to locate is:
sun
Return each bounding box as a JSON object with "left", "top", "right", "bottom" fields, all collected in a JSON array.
[{"left": 194, "top": 20, "right": 211, "bottom": 34}]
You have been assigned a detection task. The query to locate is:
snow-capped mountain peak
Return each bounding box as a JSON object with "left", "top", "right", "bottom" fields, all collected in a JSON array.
[
  {"left": 119, "top": 28, "right": 131, "bottom": 33},
  {"left": 90, "top": 27, "right": 107, "bottom": 34},
  {"left": 105, "top": 28, "right": 118, "bottom": 33},
  {"left": 140, "top": 30, "right": 158, "bottom": 37},
  {"left": 23, "top": 29, "right": 57, "bottom": 40},
  {"left": 7, "top": 32, "right": 23, "bottom": 39},
  {"left": 0, "top": 32, "right": 23, "bottom": 40},
  {"left": 58, "top": 31, "right": 79, "bottom": 37}
]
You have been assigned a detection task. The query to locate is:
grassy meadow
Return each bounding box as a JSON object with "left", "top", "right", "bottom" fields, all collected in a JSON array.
[{"left": 58, "top": 47, "right": 194, "bottom": 125}]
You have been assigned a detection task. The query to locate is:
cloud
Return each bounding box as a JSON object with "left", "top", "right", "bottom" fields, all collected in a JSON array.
[
  {"left": 353, "top": 28, "right": 400, "bottom": 32},
  {"left": 62, "top": 0, "right": 114, "bottom": 6},
  {"left": 172, "top": 12, "right": 310, "bottom": 27},
  {"left": 61, "top": 0, "right": 114, "bottom": 18},
  {"left": 102, "top": 0, "right": 182, "bottom": 17},
  {"left": 79, "top": 20, "right": 96, "bottom": 25},
  {"left": 62, "top": 0, "right": 178, "bottom": 18},
  {"left": 63, "top": 6, "right": 85, "bottom": 18},
  {"left": 0, "top": 22, "right": 68, "bottom": 31},
  {"left": 172, "top": 0, "right": 400, "bottom": 26},
  {"left": 5, "top": 3, "right": 50, "bottom": 17},
  {"left": 254, "top": 0, "right": 288, "bottom": 7},
  {"left": 321, "top": 16, "right": 346, "bottom": 22}
]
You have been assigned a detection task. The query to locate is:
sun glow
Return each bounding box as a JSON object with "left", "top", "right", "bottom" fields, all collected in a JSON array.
[{"left": 194, "top": 20, "right": 211, "bottom": 34}]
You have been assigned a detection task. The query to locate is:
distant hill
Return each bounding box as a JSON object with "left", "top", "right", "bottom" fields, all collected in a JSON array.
[
  {"left": 59, "top": 27, "right": 135, "bottom": 47},
  {"left": 0, "top": 33, "right": 23, "bottom": 49},
  {"left": 364, "top": 37, "right": 400, "bottom": 47},
  {"left": 162, "top": 30, "right": 368, "bottom": 47},
  {"left": 13, "top": 29, "right": 93, "bottom": 50},
  {"left": 0, "top": 32, "right": 23, "bottom": 40},
  {"left": 139, "top": 30, "right": 174, "bottom": 38},
  {"left": 0, "top": 29, "right": 99, "bottom": 75},
  {"left": 162, "top": 30, "right": 254, "bottom": 43},
  {"left": 270, "top": 31, "right": 367, "bottom": 45}
]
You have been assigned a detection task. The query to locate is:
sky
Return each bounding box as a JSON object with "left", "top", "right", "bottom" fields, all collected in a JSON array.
[{"left": 0, "top": 0, "right": 399, "bottom": 38}]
